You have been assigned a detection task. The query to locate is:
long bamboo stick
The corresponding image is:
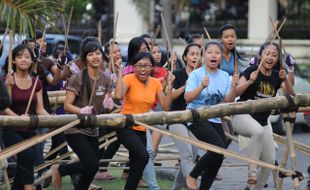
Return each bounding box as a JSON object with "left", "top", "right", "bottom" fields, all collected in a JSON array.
[
  {"left": 0, "top": 120, "right": 80, "bottom": 162},
  {"left": 48, "top": 90, "right": 66, "bottom": 97},
  {"left": 98, "top": 19, "right": 102, "bottom": 45},
  {"left": 151, "top": 25, "right": 161, "bottom": 49},
  {"left": 0, "top": 147, "right": 10, "bottom": 190},
  {"left": 25, "top": 76, "right": 39, "bottom": 114},
  {"left": 44, "top": 131, "right": 116, "bottom": 159},
  {"left": 256, "top": 18, "right": 287, "bottom": 72},
  {"left": 1, "top": 94, "right": 310, "bottom": 129},
  {"left": 273, "top": 133, "right": 310, "bottom": 155},
  {"left": 160, "top": 13, "right": 174, "bottom": 77},
  {"left": 64, "top": 7, "right": 74, "bottom": 53},
  {"left": 284, "top": 112, "right": 301, "bottom": 190},
  {"left": 37, "top": 131, "right": 116, "bottom": 172},
  {"left": 277, "top": 122, "right": 291, "bottom": 190},
  {"left": 7, "top": 30, "right": 13, "bottom": 98},
  {"left": 178, "top": 37, "right": 187, "bottom": 46},
  {"left": 135, "top": 120, "right": 302, "bottom": 178},
  {"left": 223, "top": 116, "right": 310, "bottom": 155},
  {"left": 34, "top": 137, "right": 117, "bottom": 185},
  {"left": 203, "top": 27, "right": 212, "bottom": 41}
]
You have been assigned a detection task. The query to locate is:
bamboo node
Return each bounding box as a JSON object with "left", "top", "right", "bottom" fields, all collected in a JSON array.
[{"left": 124, "top": 114, "right": 135, "bottom": 128}]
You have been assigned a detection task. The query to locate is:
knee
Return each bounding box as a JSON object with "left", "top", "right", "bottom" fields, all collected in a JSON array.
[
  {"left": 252, "top": 127, "right": 265, "bottom": 140},
  {"left": 137, "top": 150, "right": 149, "bottom": 167},
  {"left": 85, "top": 160, "right": 99, "bottom": 175}
]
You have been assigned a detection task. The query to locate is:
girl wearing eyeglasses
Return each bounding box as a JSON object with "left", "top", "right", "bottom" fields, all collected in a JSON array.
[{"left": 114, "top": 51, "right": 174, "bottom": 190}]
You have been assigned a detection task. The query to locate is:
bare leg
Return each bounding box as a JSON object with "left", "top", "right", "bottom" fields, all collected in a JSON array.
[{"left": 52, "top": 164, "right": 62, "bottom": 190}]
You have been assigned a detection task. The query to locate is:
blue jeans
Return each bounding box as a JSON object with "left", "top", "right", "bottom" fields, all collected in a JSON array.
[{"left": 143, "top": 130, "right": 160, "bottom": 190}]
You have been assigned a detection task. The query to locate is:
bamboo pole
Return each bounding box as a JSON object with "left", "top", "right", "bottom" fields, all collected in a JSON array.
[
  {"left": 37, "top": 132, "right": 116, "bottom": 172},
  {"left": 0, "top": 120, "right": 80, "bottom": 162},
  {"left": 203, "top": 27, "right": 212, "bottom": 41},
  {"left": 178, "top": 37, "right": 187, "bottom": 46},
  {"left": 151, "top": 25, "right": 161, "bottom": 49},
  {"left": 25, "top": 76, "right": 39, "bottom": 114},
  {"left": 234, "top": 48, "right": 238, "bottom": 74},
  {"left": 98, "top": 19, "right": 102, "bottom": 45},
  {"left": 1, "top": 94, "right": 310, "bottom": 128},
  {"left": 44, "top": 131, "right": 116, "bottom": 159},
  {"left": 273, "top": 133, "right": 310, "bottom": 155},
  {"left": 88, "top": 70, "right": 98, "bottom": 106},
  {"left": 134, "top": 120, "right": 301, "bottom": 178},
  {"left": 48, "top": 90, "right": 66, "bottom": 97},
  {"left": 7, "top": 30, "right": 13, "bottom": 98},
  {"left": 276, "top": 126, "right": 290, "bottom": 190},
  {"left": 223, "top": 116, "right": 310, "bottom": 155},
  {"left": 284, "top": 112, "right": 301, "bottom": 190},
  {"left": 64, "top": 7, "right": 74, "bottom": 53},
  {"left": 160, "top": 13, "right": 174, "bottom": 76},
  {"left": 49, "top": 96, "right": 65, "bottom": 106},
  {"left": 0, "top": 147, "right": 10, "bottom": 190},
  {"left": 34, "top": 137, "right": 117, "bottom": 185},
  {"left": 256, "top": 18, "right": 287, "bottom": 72}
]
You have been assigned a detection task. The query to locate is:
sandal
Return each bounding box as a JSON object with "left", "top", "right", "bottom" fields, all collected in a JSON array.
[
  {"left": 246, "top": 175, "right": 257, "bottom": 189},
  {"left": 88, "top": 183, "right": 102, "bottom": 190}
]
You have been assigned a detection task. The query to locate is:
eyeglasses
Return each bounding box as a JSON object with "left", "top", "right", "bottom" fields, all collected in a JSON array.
[{"left": 135, "top": 64, "right": 153, "bottom": 70}]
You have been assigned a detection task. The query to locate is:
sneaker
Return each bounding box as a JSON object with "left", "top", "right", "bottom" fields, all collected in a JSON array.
[{"left": 94, "top": 171, "right": 116, "bottom": 180}]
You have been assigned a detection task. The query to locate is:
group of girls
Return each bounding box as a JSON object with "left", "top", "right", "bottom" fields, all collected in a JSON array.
[{"left": 0, "top": 22, "right": 296, "bottom": 190}]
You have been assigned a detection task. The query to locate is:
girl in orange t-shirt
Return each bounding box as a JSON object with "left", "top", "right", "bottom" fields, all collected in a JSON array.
[{"left": 114, "top": 52, "right": 174, "bottom": 190}]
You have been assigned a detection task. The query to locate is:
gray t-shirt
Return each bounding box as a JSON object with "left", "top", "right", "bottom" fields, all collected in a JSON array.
[{"left": 65, "top": 69, "right": 112, "bottom": 137}]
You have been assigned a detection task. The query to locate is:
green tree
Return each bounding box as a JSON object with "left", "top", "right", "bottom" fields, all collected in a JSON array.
[{"left": 0, "top": 0, "right": 64, "bottom": 36}]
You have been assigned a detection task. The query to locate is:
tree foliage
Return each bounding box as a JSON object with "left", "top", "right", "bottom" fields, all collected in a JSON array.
[{"left": 0, "top": 0, "right": 64, "bottom": 36}]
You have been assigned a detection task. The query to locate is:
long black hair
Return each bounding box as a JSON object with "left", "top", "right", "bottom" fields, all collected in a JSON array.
[
  {"left": 3, "top": 44, "right": 34, "bottom": 73},
  {"left": 182, "top": 43, "right": 201, "bottom": 64},
  {"left": 257, "top": 41, "right": 281, "bottom": 70},
  {"left": 80, "top": 41, "right": 103, "bottom": 65},
  {"left": 126, "top": 37, "right": 150, "bottom": 66},
  {"left": 132, "top": 51, "right": 155, "bottom": 67},
  {"left": 218, "top": 24, "right": 244, "bottom": 61},
  {"left": 103, "top": 40, "right": 119, "bottom": 61}
]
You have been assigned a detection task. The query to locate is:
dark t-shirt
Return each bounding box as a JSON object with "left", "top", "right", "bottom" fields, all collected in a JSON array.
[
  {"left": 171, "top": 68, "right": 188, "bottom": 111},
  {"left": 65, "top": 69, "right": 112, "bottom": 137},
  {"left": 9, "top": 76, "right": 42, "bottom": 131},
  {"left": 36, "top": 64, "right": 53, "bottom": 113},
  {"left": 0, "top": 79, "right": 10, "bottom": 111},
  {"left": 239, "top": 65, "right": 282, "bottom": 125}
]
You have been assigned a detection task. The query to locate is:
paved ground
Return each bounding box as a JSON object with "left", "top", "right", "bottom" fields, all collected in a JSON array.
[{"left": 157, "top": 130, "right": 309, "bottom": 190}]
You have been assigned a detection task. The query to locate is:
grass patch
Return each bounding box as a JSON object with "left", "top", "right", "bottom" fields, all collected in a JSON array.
[{"left": 44, "top": 169, "right": 174, "bottom": 190}]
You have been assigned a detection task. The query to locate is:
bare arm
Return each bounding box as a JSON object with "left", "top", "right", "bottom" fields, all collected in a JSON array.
[
  {"left": 46, "top": 67, "right": 62, "bottom": 86},
  {"left": 279, "top": 69, "right": 295, "bottom": 95},
  {"left": 172, "top": 85, "right": 186, "bottom": 100},
  {"left": 64, "top": 90, "right": 82, "bottom": 114},
  {"left": 157, "top": 87, "right": 173, "bottom": 111},
  {"left": 224, "top": 73, "right": 239, "bottom": 102},
  {"left": 184, "top": 75, "right": 209, "bottom": 103},
  {"left": 114, "top": 66, "right": 128, "bottom": 100}
]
